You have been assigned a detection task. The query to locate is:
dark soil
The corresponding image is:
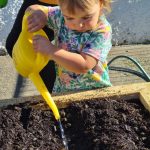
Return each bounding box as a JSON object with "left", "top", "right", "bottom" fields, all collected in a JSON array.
[{"left": 0, "top": 98, "right": 150, "bottom": 150}]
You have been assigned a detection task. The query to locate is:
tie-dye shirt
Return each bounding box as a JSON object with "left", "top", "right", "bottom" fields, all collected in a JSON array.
[{"left": 47, "top": 6, "right": 112, "bottom": 93}]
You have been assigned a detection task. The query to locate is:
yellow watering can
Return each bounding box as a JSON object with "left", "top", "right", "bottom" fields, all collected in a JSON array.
[{"left": 12, "top": 11, "right": 60, "bottom": 120}]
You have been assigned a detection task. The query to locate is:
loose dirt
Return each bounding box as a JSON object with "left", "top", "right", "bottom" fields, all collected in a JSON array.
[{"left": 0, "top": 98, "right": 150, "bottom": 150}]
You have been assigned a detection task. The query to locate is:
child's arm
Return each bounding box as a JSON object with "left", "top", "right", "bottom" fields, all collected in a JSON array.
[
  {"left": 50, "top": 47, "right": 97, "bottom": 74},
  {"left": 33, "top": 35, "right": 97, "bottom": 74},
  {"left": 26, "top": 5, "right": 49, "bottom": 32}
]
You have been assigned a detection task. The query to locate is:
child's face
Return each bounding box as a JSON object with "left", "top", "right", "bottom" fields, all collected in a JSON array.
[{"left": 61, "top": 3, "right": 101, "bottom": 32}]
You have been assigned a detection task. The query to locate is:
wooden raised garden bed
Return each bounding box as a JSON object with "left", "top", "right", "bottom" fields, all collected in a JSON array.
[{"left": 0, "top": 82, "right": 150, "bottom": 150}]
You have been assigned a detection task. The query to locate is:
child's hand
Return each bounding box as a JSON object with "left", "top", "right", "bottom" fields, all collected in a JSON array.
[
  {"left": 32, "top": 35, "right": 51, "bottom": 55},
  {"left": 26, "top": 5, "right": 47, "bottom": 32}
]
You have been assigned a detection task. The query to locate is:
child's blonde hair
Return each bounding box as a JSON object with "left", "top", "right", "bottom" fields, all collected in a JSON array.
[{"left": 58, "top": 0, "right": 112, "bottom": 14}]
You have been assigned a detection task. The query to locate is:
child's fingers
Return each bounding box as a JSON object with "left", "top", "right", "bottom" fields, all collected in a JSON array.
[
  {"left": 27, "top": 16, "right": 36, "bottom": 32},
  {"left": 32, "top": 35, "right": 42, "bottom": 49},
  {"left": 28, "top": 23, "right": 43, "bottom": 32},
  {"left": 28, "top": 24, "right": 40, "bottom": 32},
  {"left": 28, "top": 16, "right": 42, "bottom": 32},
  {"left": 32, "top": 35, "right": 47, "bottom": 51},
  {"left": 27, "top": 15, "right": 33, "bottom": 25},
  {"left": 32, "top": 38, "right": 39, "bottom": 52},
  {"left": 25, "top": 7, "right": 33, "bottom": 14},
  {"left": 33, "top": 34, "right": 41, "bottom": 40},
  {"left": 27, "top": 14, "right": 40, "bottom": 31}
]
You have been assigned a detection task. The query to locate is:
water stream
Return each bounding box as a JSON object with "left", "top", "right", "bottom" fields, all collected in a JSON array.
[{"left": 57, "top": 119, "right": 69, "bottom": 150}]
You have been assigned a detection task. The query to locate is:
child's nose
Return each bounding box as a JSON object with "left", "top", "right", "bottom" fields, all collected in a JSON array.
[
  {"left": 74, "top": 19, "right": 84, "bottom": 27},
  {"left": 79, "top": 23, "right": 83, "bottom": 28},
  {"left": 78, "top": 21, "right": 85, "bottom": 29}
]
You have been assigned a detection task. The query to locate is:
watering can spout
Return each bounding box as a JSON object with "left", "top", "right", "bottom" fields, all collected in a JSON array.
[
  {"left": 29, "top": 73, "right": 60, "bottom": 120},
  {"left": 12, "top": 12, "right": 60, "bottom": 120}
]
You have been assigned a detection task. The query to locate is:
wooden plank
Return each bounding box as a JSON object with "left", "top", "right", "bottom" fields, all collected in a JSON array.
[
  {"left": 53, "top": 82, "right": 150, "bottom": 108},
  {"left": 0, "top": 83, "right": 150, "bottom": 112},
  {"left": 140, "top": 85, "right": 150, "bottom": 112}
]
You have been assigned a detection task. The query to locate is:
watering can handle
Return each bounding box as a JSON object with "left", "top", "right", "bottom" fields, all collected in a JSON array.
[
  {"left": 22, "top": 11, "right": 32, "bottom": 31},
  {"left": 36, "top": 52, "right": 42, "bottom": 66}
]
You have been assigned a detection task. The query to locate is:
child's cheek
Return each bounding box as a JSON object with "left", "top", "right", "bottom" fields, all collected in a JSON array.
[
  {"left": 65, "top": 22, "right": 73, "bottom": 29},
  {"left": 85, "top": 21, "right": 95, "bottom": 28},
  {"left": 64, "top": 21, "right": 68, "bottom": 27},
  {"left": 87, "top": 20, "right": 98, "bottom": 29}
]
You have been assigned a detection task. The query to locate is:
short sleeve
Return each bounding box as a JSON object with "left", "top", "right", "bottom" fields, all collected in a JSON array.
[
  {"left": 47, "top": 6, "right": 62, "bottom": 30},
  {"left": 82, "top": 24, "right": 112, "bottom": 63}
]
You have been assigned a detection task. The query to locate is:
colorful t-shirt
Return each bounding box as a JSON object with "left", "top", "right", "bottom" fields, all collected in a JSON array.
[{"left": 47, "top": 6, "right": 112, "bottom": 93}]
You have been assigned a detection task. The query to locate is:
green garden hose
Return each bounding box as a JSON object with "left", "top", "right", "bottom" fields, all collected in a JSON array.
[{"left": 108, "top": 55, "right": 150, "bottom": 82}]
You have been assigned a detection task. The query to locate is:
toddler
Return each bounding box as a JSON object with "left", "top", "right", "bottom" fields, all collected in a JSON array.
[{"left": 27, "top": 0, "right": 112, "bottom": 93}]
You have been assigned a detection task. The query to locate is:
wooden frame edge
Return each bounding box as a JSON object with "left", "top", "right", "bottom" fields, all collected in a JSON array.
[
  {"left": 139, "top": 85, "right": 150, "bottom": 112},
  {"left": 0, "top": 83, "right": 150, "bottom": 111}
]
